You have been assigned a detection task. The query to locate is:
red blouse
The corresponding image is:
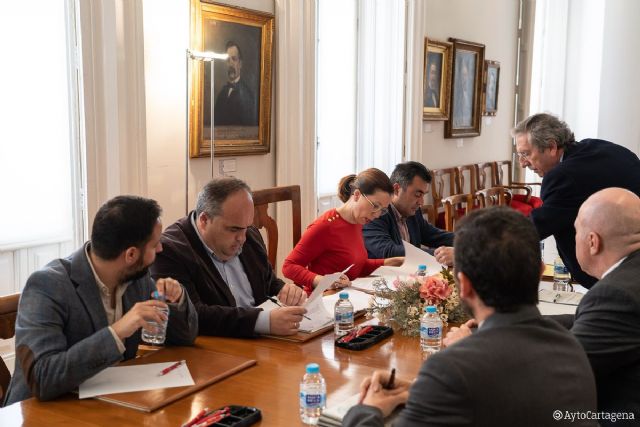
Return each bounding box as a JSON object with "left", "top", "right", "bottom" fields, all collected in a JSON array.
[{"left": 282, "top": 208, "right": 384, "bottom": 295}]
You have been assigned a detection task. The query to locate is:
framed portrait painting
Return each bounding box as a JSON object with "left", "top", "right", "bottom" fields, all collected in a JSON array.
[
  {"left": 423, "top": 38, "right": 452, "bottom": 120},
  {"left": 445, "top": 38, "right": 485, "bottom": 138},
  {"left": 483, "top": 60, "right": 500, "bottom": 116},
  {"left": 189, "top": 1, "right": 274, "bottom": 157}
]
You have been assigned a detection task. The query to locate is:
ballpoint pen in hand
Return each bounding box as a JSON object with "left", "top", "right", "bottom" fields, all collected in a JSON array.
[
  {"left": 385, "top": 368, "right": 396, "bottom": 389},
  {"left": 267, "top": 296, "right": 312, "bottom": 321}
]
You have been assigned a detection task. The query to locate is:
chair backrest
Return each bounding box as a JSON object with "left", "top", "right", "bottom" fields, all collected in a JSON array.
[
  {"left": 476, "top": 162, "right": 496, "bottom": 190},
  {"left": 456, "top": 164, "right": 478, "bottom": 194},
  {"left": 494, "top": 160, "right": 514, "bottom": 186},
  {"left": 0, "top": 293, "right": 19, "bottom": 405},
  {"left": 476, "top": 187, "right": 512, "bottom": 208},
  {"left": 442, "top": 193, "right": 475, "bottom": 232},
  {"left": 251, "top": 185, "right": 302, "bottom": 268},
  {"left": 430, "top": 168, "right": 458, "bottom": 228}
]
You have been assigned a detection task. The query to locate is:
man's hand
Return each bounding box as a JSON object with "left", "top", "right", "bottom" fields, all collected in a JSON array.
[
  {"left": 111, "top": 300, "right": 168, "bottom": 341},
  {"left": 443, "top": 318, "right": 477, "bottom": 347},
  {"left": 277, "top": 283, "right": 307, "bottom": 306},
  {"left": 155, "top": 277, "right": 183, "bottom": 303},
  {"left": 383, "top": 257, "right": 404, "bottom": 267},
  {"left": 434, "top": 246, "right": 454, "bottom": 266},
  {"left": 359, "top": 370, "right": 411, "bottom": 417},
  {"left": 269, "top": 306, "right": 307, "bottom": 336}
]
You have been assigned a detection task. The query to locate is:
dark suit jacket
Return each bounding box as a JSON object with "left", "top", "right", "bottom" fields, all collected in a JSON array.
[
  {"left": 550, "top": 250, "right": 640, "bottom": 422},
  {"left": 532, "top": 139, "right": 640, "bottom": 288},
  {"left": 343, "top": 306, "right": 598, "bottom": 427},
  {"left": 4, "top": 243, "right": 197, "bottom": 405},
  {"left": 213, "top": 78, "right": 258, "bottom": 126},
  {"left": 363, "top": 207, "right": 454, "bottom": 258},
  {"left": 150, "top": 213, "right": 284, "bottom": 338}
]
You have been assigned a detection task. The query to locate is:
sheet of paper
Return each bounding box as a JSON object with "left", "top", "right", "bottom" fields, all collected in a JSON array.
[
  {"left": 538, "top": 289, "right": 584, "bottom": 306},
  {"left": 322, "top": 289, "right": 372, "bottom": 313},
  {"left": 299, "top": 273, "right": 341, "bottom": 332},
  {"left": 79, "top": 361, "right": 194, "bottom": 399},
  {"left": 372, "top": 241, "right": 442, "bottom": 277}
]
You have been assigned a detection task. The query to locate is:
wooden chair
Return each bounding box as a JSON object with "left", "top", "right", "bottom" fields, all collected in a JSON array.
[
  {"left": 476, "top": 187, "right": 512, "bottom": 208},
  {"left": 0, "top": 293, "right": 19, "bottom": 405},
  {"left": 251, "top": 185, "right": 302, "bottom": 268},
  {"left": 476, "top": 162, "right": 495, "bottom": 191},
  {"left": 456, "top": 164, "right": 478, "bottom": 194},
  {"left": 431, "top": 168, "right": 459, "bottom": 229},
  {"left": 442, "top": 193, "right": 476, "bottom": 232},
  {"left": 494, "top": 160, "right": 543, "bottom": 215}
]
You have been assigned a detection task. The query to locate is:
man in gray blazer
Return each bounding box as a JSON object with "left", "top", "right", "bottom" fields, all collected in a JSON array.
[
  {"left": 553, "top": 188, "right": 640, "bottom": 422},
  {"left": 344, "top": 207, "right": 597, "bottom": 427},
  {"left": 5, "top": 196, "right": 198, "bottom": 405}
]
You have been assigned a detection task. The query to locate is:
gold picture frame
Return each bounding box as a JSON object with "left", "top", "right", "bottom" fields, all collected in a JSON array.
[
  {"left": 445, "top": 38, "right": 485, "bottom": 138},
  {"left": 189, "top": 1, "right": 274, "bottom": 157},
  {"left": 482, "top": 60, "right": 500, "bottom": 116},
  {"left": 423, "top": 38, "right": 453, "bottom": 121}
]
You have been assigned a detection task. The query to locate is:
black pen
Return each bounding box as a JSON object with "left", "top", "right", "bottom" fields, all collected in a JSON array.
[
  {"left": 385, "top": 368, "right": 396, "bottom": 389},
  {"left": 266, "top": 296, "right": 311, "bottom": 320}
]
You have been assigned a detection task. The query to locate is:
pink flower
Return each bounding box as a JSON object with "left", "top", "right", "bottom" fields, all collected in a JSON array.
[{"left": 419, "top": 275, "right": 452, "bottom": 302}]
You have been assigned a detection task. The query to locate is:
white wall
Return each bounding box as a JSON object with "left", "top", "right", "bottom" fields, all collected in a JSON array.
[
  {"left": 142, "top": 0, "right": 276, "bottom": 224},
  {"left": 420, "top": 0, "right": 519, "bottom": 169},
  {"left": 597, "top": 0, "right": 640, "bottom": 155}
]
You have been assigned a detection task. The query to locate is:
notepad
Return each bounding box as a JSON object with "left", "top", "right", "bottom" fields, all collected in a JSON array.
[
  {"left": 79, "top": 361, "right": 195, "bottom": 399},
  {"left": 538, "top": 289, "right": 584, "bottom": 306},
  {"left": 318, "top": 392, "right": 399, "bottom": 427}
]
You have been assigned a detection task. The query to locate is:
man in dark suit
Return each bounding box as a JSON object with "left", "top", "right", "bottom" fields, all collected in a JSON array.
[
  {"left": 213, "top": 40, "right": 258, "bottom": 126},
  {"left": 344, "top": 207, "right": 597, "bottom": 427},
  {"left": 363, "top": 161, "right": 454, "bottom": 265},
  {"left": 150, "top": 178, "right": 306, "bottom": 338},
  {"left": 552, "top": 188, "right": 640, "bottom": 422},
  {"left": 514, "top": 113, "right": 640, "bottom": 288},
  {"left": 5, "top": 196, "right": 197, "bottom": 405}
]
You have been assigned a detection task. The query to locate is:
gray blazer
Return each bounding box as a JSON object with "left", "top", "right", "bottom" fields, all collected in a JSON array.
[
  {"left": 344, "top": 306, "right": 598, "bottom": 427},
  {"left": 551, "top": 249, "right": 640, "bottom": 420},
  {"left": 4, "top": 243, "right": 198, "bottom": 405}
]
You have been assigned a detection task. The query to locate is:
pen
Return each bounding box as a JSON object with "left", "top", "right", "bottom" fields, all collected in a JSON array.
[
  {"left": 341, "top": 264, "right": 355, "bottom": 275},
  {"left": 267, "top": 296, "right": 312, "bottom": 321},
  {"left": 182, "top": 408, "right": 209, "bottom": 427},
  {"left": 385, "top": 368, "right": 396, "bottom": 389},
  {"left": 159, "top": 360, "right": 185, "bottom": 376}
]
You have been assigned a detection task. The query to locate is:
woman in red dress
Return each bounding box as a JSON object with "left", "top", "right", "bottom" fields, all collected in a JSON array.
[{"left": 283, "top": 168, "right": 404, "bottom": 295}]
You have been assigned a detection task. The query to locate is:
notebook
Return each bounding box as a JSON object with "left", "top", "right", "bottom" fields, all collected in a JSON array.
[{"left": 91, "top": 346, "right": 256, "bottom": 412}]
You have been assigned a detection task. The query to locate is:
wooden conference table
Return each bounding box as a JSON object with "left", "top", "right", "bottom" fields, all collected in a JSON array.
[{"left": 0, "top": 319, "right": 424, "bottom": 426}]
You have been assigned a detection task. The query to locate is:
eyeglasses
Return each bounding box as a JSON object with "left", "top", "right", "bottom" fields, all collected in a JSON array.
[
  {"left": 361, "top": 193, "right": 389, "bottom": 215},
  {"left": 516, "top": 151, "right": 532, "bottom": 161}
]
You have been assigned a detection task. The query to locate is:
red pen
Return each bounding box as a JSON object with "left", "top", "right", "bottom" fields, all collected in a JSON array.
[
  {"left": 159, "top": 360, "right": 185, "bottom": 376},
  {"left": 182, "top": 407, "right": 209, "bottom": 427},
  {"left": 195, "top": 407, "right": 230, "bottom": 427}
]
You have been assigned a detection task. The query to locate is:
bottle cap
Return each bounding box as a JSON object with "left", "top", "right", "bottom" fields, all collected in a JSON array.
[
  {"left": 426, "top": 305, "right": 437, "bottom": 313},
  {"left": 306, "top": 363, "right": 320, "bottom": 374},
  {"left": 418, "top": 264, "right": 427, "bottom": 271},
  {"left": 152, "top": 290, "right": 166, "bottom": 302},
  {"left": 339, "top": 291, "right": 349, "bottom": 299}
]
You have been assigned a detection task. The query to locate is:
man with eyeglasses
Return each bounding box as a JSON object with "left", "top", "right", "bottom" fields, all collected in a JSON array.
[
  {"left": 363, "top": 161, "right": 455, "bottom": 265},
  {"left": 513, "top": 113, "right": 640, "bottom": 288}
]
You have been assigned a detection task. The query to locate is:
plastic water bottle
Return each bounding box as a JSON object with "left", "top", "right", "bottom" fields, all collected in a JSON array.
[
  {"left": 299, "top": 363, "right": 326, "bottom": 425},
  {"left": 420, "top": 305, "right": 443, "bottom": 357},
  {"left": 553, "top": 256, "right": 571, "bottom": 292},
  {"left": 416, "top": 264, "right": 427, "bottom": 277},
  {"left": 334, "top": 292, "right": 354, "bottom": 336}
]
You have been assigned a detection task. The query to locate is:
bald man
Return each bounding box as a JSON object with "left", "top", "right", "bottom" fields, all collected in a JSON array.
[{"left": 553, "top": 188, "right": 640, "bottom": 422}]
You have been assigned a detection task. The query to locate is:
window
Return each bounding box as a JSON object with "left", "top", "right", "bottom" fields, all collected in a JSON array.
[
  {"left": 316, "top": 0, "right": 405, "bottom": 210},
  {"left": 0, "top": 0, "right": 84, "bottom": 295}
]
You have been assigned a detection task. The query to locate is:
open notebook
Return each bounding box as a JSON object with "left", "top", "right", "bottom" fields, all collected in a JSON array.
[{"left": 319, "top": 392, "right": 399, "bottom": 427}]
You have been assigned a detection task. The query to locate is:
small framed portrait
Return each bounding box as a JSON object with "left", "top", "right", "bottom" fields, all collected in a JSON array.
[
  {"left": 483, "top": 60, "right": 500, "bottom": 116},
  {"left": 423, "top": 38, "right": 453, "bottom": 121},
  {"left": 445, "top": 38, "right": 485, "bottom": 138},
  {"left": 189, "top": 1, "right": 274, "bottom": 157}
]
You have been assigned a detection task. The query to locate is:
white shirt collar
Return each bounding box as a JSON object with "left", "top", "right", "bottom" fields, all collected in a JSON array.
[{"left": 601, "top": 256, "right": 627, "bottom": 279}]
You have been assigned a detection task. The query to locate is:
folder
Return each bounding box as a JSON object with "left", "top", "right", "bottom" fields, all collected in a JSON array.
[{"left": 94, "top": 346, "right": 256, "bottom": 412}]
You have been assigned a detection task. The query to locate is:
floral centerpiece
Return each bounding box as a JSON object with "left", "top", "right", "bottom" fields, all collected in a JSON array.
[{"left": 367, "top": 267, "right": 469, "bottom": 336}]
